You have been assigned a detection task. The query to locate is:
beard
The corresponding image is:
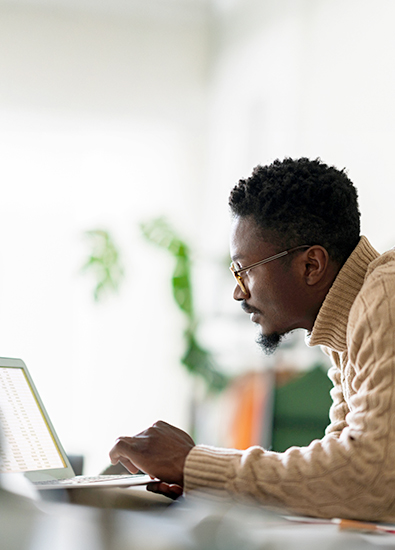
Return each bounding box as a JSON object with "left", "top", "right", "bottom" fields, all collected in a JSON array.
[
  {"left": 256, "top": 331, "right": 284, "bottom": 355},
  {"left": 241, "top": 300, "right": 285, "bottom": 355}
]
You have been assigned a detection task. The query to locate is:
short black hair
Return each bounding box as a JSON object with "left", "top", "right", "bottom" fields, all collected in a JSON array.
[{"left": 229, "top": 157, "right": 361, "bottom": 265}]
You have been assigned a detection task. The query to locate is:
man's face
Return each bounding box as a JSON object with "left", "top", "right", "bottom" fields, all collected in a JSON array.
[{"left": 230, "top": 216, "right": 311, "bottom": 354}]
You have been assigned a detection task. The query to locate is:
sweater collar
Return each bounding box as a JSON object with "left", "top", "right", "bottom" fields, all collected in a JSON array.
[{"left": 307, "top": 236, "right": 379, "bottom": 352}]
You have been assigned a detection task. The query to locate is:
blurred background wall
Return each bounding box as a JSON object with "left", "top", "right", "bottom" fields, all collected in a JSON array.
[{"left": 0, "top": 0, "right": 394, "bottom": 473}]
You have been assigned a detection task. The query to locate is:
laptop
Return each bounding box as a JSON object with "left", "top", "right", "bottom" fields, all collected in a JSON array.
[{"left": 0, "top": 357, "right": 152, "bottom": 490}]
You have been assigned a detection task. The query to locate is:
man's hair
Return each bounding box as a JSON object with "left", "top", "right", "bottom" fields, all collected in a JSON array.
[{"left": 229, "top": 157, "right": 361, "bottom": 265}]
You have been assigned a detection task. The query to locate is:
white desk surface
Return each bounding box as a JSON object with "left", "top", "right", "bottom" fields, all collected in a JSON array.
[{"left": 2, "top": 484, "right": 395, "bottom": 550}]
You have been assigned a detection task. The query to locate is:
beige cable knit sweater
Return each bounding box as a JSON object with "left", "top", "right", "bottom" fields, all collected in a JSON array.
[{"left": 184, "top": 236, "right": 395, "bottom": 521}]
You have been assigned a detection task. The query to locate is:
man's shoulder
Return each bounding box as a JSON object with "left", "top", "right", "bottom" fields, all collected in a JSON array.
[
  {"left": 350, "top": 246, "right": 395, "bottom": 321},
  {"left": 347, "top": 246, "right": 395, "bottom": 366},
  {"left": 365, "top": 246, "right": 395, "bottom": 281}
]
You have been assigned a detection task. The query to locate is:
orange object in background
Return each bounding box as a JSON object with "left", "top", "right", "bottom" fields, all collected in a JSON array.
[{"left": 226, "top": 371, "right": 274, "bottom": 450}]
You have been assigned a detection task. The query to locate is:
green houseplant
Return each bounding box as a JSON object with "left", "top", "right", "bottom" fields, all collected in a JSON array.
[{"left": 82, "top": 219, "right": 228, "bottom": 392}]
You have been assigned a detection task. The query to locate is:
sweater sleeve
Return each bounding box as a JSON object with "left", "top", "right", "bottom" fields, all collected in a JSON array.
[{"left": 184, "top": 262, "right": 395, "bottom": 522}]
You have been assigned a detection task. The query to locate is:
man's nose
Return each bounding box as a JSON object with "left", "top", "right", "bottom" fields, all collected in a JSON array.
[{"left": 233, "top": 283, "right": 249, "bottom": 301}]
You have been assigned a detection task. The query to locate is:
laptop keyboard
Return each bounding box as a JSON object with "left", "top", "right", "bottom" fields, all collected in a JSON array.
[{"left": 34, "top": 474, "right": 141, "bottom": 486}]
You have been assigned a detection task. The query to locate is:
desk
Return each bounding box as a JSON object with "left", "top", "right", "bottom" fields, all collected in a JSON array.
[
  {"left": 40, "top": 483, "right": 172, "bottom": 511},
  {"left": 2, "top": 486, "right": 395, "bottom": 550}
]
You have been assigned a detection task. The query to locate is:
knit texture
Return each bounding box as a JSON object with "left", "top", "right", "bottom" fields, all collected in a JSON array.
[{"left": 184, "top": 236, "right": 395, "bottom": 521}]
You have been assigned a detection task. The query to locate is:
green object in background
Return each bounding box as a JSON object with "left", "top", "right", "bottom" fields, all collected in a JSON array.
[
  {"left": 81, "top": 229, "right": 124, "bottom": 302},
  {"left": 141, "top": 217, "right": 229, "bottom": 392},
  {"left": 81, "top": 219, "right": 228, "bottom": 392},
  {"left": 271, "top": 365, "right": 333, "bottom": 452},
  {"left": 140, "top": 217, "right": 193, "bottom": 317}
]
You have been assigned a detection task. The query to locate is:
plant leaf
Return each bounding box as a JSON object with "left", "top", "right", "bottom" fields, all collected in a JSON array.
[
  {"left": 141, "top": 218, "right": 193, "bottom": 318},
  {"left": 81, "top": 229, "right": 124, "bottom": 302}
]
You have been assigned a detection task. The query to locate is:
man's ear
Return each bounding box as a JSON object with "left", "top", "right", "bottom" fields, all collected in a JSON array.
[{"left": 302, "top": 246, "right": 329, "bottom": 286}]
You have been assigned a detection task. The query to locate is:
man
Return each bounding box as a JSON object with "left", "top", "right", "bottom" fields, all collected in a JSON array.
[{"left": 110, "top": 158, "right": 395, "bottom": 521}]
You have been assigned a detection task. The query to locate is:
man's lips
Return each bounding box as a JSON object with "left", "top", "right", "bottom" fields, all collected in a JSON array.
[
  {"left": 241, "top": 300, "right": 261, "bottom": 321},
  {"left": 250, "top": 312, "right": 260, "bottom": 323}
]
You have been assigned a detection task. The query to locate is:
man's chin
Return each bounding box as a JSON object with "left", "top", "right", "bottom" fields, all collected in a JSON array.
[{"left": 256, "top": 331, "right": 284, "bottom": 355}]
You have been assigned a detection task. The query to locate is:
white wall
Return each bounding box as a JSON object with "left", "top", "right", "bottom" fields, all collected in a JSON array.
[{"left": 205, "top": 0, "right": 395, "bottom": 253}]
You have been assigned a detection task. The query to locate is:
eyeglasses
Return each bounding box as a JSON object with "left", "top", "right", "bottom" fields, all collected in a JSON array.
[{"left": 230, "top": 245, "right": 311, "bottom": 294}]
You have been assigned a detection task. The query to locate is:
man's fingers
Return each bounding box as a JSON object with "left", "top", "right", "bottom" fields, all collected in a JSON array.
[
  {"left": 109, "top": 422, "right": 195, "bottom": 486},
  {"left": 109, "top": 436, "right": 140, "bottom": 473},
  {"left": 119, "top": 458, "right": 139, "bottom": 474},
  {"left": 146, "top": 481, "right": 183, "bottom": 500}
]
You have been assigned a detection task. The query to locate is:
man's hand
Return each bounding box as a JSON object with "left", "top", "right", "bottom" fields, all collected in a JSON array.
[
  {"left": 147, "top": 481, "right": 184, "bottom": 500},
  {"left": 109, "top": 420, "right": 195, "bottom": 487}
]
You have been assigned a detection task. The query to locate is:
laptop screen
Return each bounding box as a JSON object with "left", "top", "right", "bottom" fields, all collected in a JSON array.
[{"left": 0, "top": 366, "right": 66, "bottom": 473}]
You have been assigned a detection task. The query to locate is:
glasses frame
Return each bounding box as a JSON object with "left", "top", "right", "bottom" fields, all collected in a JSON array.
[{"left": 230, "top": 245, "right": 311, "bottom": 294}]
